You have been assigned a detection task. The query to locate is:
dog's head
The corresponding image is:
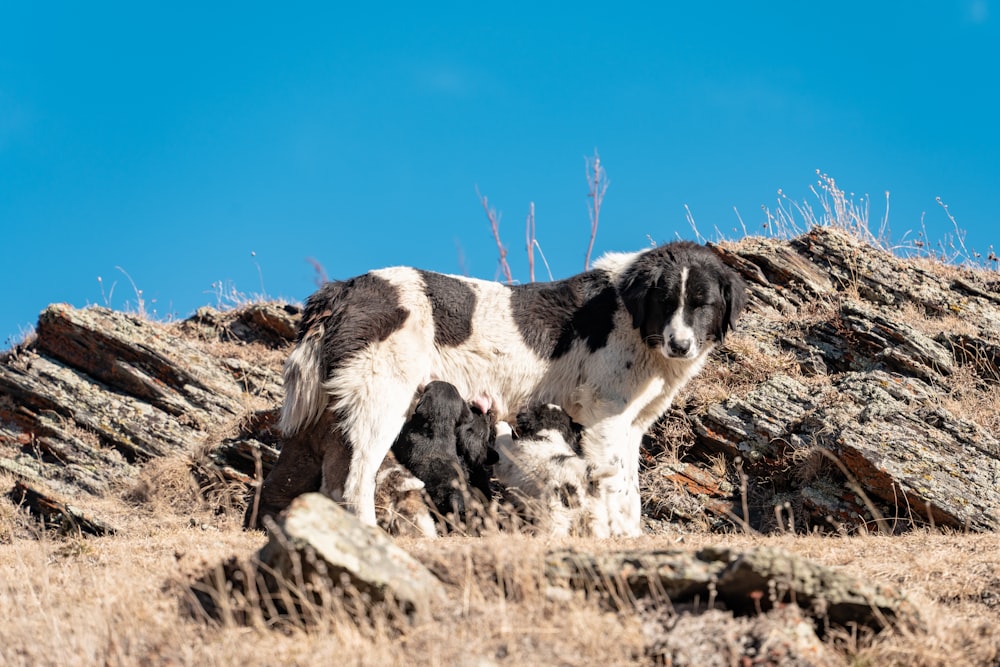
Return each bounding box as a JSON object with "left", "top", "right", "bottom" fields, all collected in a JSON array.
[{"left": 620, "top": 241, "right": 747, "bottom": 360}]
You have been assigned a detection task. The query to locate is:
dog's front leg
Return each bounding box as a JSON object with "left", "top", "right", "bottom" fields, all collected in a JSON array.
[
  {"left": 578, "top": 417, "right": 644, "bottom": 537},
  {"left": 337, "top": 389, "right": 416, "bottom": 527}
]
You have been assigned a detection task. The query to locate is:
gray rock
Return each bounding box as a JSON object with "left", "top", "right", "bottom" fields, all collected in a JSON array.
[
  {"left": 257, "top": 492, "right": 444, "bottom": 623},
  {"left": 0, "top": 304, "right": 285, "bottom": 528},
  {"left": 716, "top": 546, "right": 917, "bottom": 630},
  {"left": 641, "top": 606, "right": 844, "bottom": 667},
  {"left": 545, "top": 545, "right": 916, "bottom": 633},
  {"left": 691, "top": 369, "right": 1000, "bottom": 531},
  {"left": 10, "top": 479, "right": 117, "bottom": 536}
]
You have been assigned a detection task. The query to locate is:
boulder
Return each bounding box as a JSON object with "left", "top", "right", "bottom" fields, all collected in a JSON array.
[
  {"left": 192, "top": 492, "right": 444, "bottom": 626},
  {"left": 545, "top": 545, "right": 917, "bottom": 633}
]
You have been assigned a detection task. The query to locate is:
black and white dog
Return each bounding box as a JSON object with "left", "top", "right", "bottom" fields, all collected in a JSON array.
[
  {"left": 390, "top": 380, "right": 498, "bottom": 521},
  {"left": 271, "top": 240, "right": 746, "bottom": 536}
]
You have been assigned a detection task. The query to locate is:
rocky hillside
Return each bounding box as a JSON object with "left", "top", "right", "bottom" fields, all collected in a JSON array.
[
  {"left": 1, "top": 225, "right": 998, "bottom": 537},
  {"left": 648, "top": 227, "right": 1000, "bottom": 534}
]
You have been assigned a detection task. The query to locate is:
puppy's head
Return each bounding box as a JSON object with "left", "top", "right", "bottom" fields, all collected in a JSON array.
[
  {"left": 515, "top": 403, "right": 579, "bottom": 448},
  {"left": 406, "top": 382, "right": 499, "bottom": 513},
  {"left": 414, "top": 381, "right": 468, "bottom": 422}
]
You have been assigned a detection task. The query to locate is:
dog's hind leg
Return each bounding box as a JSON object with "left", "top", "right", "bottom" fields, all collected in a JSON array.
[
  {"left": 340, "top": 424, "right": 409, "bottom": 526},
  {"left": 336, "top": 381, "right": 418, "bottom": 527}
]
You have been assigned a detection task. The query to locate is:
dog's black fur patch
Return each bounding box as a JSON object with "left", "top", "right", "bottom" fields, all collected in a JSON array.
[
  {"left": 391, "top": 381, "right": 497, "bottom": 519},
  {"left": 417, "top": 270, "right": 476, "bottom": 346},
  {"left": 510, "top": 271, "right": 619, "bottom": 360},
  {"left": 299, "top": 274, "right": 410, "bottom": 374},
  {"left": 619, "top": 242, "right": 746, "bottom": 349}
]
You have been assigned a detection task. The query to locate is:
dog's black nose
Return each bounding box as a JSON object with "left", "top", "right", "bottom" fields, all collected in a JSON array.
[{"left": 669, "top": 337, "right": 691, "bottom": 355}]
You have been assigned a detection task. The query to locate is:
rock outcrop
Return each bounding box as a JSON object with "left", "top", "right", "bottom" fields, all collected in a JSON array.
[
  {"left": 191, "top": 492, "right": 444, "bottom": 626},
  {"left": 545, "top": 544, "right": 918, "bottom": 664},
  {"left": 1, "top": 226, "right": 999, "bottom": 535},
  {"left": 544, "top": 545, "right": 916, "bottom": 631},
  {"left": 0, "top": 302, "right": 297, "bottom": 532}
]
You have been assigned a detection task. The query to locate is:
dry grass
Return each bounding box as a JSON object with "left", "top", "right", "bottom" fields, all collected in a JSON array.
[
  {"left": 941, "top": 363, "right": 1000, "bottom": 435},
  {"left": 3, "top": 481, "right": 1000, "bottom": 667},
  {"left": 684, "top": 328, "right": 803, "bottom": 409}
]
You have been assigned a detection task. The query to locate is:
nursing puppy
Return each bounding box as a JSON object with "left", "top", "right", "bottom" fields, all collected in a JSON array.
[
  {"left": 494, "top": 404, "right": 614, "bottom": 536},
  {"left": 390, "top": 381, "right": 498, "bottom": 522},
  {"left": 272, "top": 240, "right": 746, "bottom": 536}
]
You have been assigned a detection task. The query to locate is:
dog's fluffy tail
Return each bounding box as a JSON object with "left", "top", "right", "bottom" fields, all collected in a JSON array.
[{"left": 279, "top": 327, "right": 327, "bottom": 436}]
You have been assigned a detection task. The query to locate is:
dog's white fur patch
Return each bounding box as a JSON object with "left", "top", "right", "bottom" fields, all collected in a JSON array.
[{"left": 664, "top": 267, "right": 698, "bottom": 359}]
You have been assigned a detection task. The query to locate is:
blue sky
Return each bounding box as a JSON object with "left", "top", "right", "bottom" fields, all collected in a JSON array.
[{"left": 2, "top": 2, "right": 998, "bottom": 348}]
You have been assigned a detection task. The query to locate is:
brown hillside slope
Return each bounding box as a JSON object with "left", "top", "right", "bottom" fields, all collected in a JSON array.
[
  {"left": 1, "top": 226, "right": 999, "bottom": 666},
  {"left": 4, "top": 225, "right": 997, "bottom": 536}
]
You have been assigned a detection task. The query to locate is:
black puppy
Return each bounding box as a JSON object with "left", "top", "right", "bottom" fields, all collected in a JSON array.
[{"left": 391, "top": 381, "right": 498, "bottom": 520}]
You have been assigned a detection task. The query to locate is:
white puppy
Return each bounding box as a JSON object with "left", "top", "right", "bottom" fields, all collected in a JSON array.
[{"left": 494, "top": 404, "right": 615, "bottom": 536}]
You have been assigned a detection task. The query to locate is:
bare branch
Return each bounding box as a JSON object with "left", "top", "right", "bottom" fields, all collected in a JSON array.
[
  {"left": 526, "top": 202, "right": 536, "bottom": 283},
  {"left": 476, "top": 186, "right": 513, "bottom": 284},
  {"left": 936, "top": 196, "right": 971, "bottom": 263},
  {"left": 584, "top": 149, "right": 609, "bottom": 271},
  {"left": 306, "top": 257, "right": 329, "bottom": 287},
  {"left": 685, "top": 205, "right": 704, "bottom": 243},
  {"left": 533, "top": 239, "right": 554, "bottom": 281}
]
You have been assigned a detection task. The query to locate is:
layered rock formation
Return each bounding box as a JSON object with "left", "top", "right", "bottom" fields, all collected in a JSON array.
[{"left": 2, "top": 226, "right": 998, "bottom": 536}]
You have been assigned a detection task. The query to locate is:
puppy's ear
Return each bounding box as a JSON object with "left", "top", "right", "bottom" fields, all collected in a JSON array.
[
  {"left": 456, "top": 413, "right": 494, "bottom": 466},
  {"left": 484, "top": 447, "right": 500, "bottom": 466},
  {"left": 457, "top": 397, "right": 474, "bottom": 423},
  {"left": 717, "top": 269, "right": 748, "bottom": 343}
]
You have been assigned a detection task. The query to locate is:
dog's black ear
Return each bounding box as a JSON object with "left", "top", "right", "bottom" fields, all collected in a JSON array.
[
  {"left": 620, "top": 252, "right": 666, "bottom": 331},
  {"left": 717, "top": 268, "right": 748, "bottom": 343},
  {"left": 621, "top": 260, "right": 669, "bottom": 349},
  {"left": 620, "top": 270, "right": 650, "bottom": 331}
]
